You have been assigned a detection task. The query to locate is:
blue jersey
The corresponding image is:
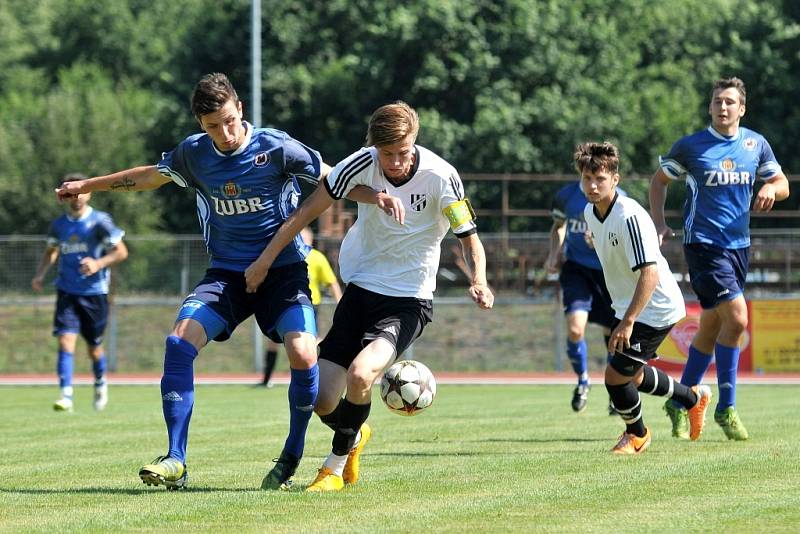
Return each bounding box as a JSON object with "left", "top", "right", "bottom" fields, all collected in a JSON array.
[
  {"left": 47, "top": 207, "right": 125, "bottom": 296},
  {"left": 551, "top": 182, "right": 625, "bottom": 270},
  {"left": 157, "top": 123, "right": 322, "bottom": 271},
  {"left": 659, "top": 126, "right": 782, "bottom": 249}
]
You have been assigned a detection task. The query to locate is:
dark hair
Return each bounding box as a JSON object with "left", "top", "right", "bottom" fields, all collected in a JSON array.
[
  {"left": 191, "top": 73, "right": 239, "bottom": 118},
  {"left": 712, "top": 77, "right": 746, "bottom": 105},
  {"left": 366, "top": 101, "right": 420, "bottom": 147},
  {"left": 573, "top": 142, "right": 620, "bottom": 174},
  {"left": 62, "top": 172, "right": 87, "bottom": 183}
]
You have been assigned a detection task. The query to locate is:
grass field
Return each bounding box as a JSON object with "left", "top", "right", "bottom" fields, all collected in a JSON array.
[{"left": 2, "top": 384, "right": 799, "bottom": 532}]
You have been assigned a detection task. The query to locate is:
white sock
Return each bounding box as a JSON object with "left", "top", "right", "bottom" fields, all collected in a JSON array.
[
  {"left": 61, "top": 386, "right": 74, "bottom": 398},
  {"left": 323, "top": 453, "right": 348, "bottom": 476}
]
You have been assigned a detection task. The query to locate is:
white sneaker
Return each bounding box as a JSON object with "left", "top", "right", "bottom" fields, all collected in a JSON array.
[
  {"left": 53, "top": 397, "right": 74, "bottom": 412},
  {"left": 94, "top": 383, "right": 108, "bottom": 411}
]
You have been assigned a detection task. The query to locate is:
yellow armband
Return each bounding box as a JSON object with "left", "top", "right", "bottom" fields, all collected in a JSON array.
[{"left": 442, "top": 199, "right": 476, "bottom": 230}]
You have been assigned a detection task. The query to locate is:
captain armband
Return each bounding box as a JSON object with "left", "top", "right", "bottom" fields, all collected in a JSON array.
[{"left": 442, "top": 199, "right": 476, "bottom": 234}]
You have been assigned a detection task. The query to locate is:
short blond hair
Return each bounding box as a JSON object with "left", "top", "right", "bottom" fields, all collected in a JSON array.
[{"left": 366, "top": 101, "right": 419, "bottom": 147}]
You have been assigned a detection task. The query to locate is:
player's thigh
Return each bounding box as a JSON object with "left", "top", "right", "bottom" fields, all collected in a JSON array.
[
  {"left": 684, "top": 244, "right": 745, "bottom": 309},
  {"left": 282, "top": 331, "right": 318, "bottom": 369},
  {"left": 559, "top": 262, "right": 595, "bottom": 318},
  {"left": 315, "top": 359, "right": 348, "bottom": 414},
  {"left": 176, "top": 268, "right": 241, "bottom": 344},
  {"left": 606, "top": 319, "right": 674, "bottom": 384},
  {"left": 171, "top": 318, "right": 209, "bottom": 351},
  {"left": 53, "top": 291, "right": 80, "bottom": 338},
  {"left": 253, "top": 262, "right": 316, "bottom": 343},
  {"left": 565, "top": 310, "right": 589, "bottom": 340},
  {"left": 348, "top": 338, "right": 397, "bottom": 390},
  {"left": 75, "top": 294, "right": 108, "bottom": 347}
]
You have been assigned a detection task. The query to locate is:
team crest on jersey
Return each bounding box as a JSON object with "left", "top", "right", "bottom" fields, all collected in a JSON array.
[
  {"left": 410, "top": 193, "right": 427, "bottom": 211},
  {"left": 743, "top": 137, "right": 757, "bottom": 151},
  {"left": 719, "top": 159, "right": 736, "bottom": 172},
  {"left": 254, "top": 151, "right": 271, "bottom": 167},
  {"left": 608, "top": 232, "right": 618, "bottom": 246},
  {"left": 222, "top": 181, "right": 241, "bottom": 198}
]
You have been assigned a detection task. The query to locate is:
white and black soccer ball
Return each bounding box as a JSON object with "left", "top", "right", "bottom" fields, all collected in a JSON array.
[{"left": 380, "top": 360, "right": 437, "bottom": 416}]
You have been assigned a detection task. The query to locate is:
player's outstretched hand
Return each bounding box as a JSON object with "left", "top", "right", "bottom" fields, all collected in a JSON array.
[
  {"left": 245, "top": 259, "right": 269, "bottom": 293},
  {"left": 469, "top": 283, "right": 494, "bottom": 309},
  {"left": 55, "top": 180, "right": 83, "bottom": 201},
  {"left": 376, "top": 192, "right": 405, "bottom": 224},
  {"left": 654, "top": 223, "right": 675, "bottom": 247}
]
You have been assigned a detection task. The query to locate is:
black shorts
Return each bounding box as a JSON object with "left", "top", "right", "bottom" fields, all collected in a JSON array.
[
  {"left": 684, "top": 243, "right": 749, "bottom": 309},
  {"left": 318, "top": 284, "right": 433, "bottom": 370},
  {"left": 559, "top": 260, "right": 615, "bottom": 328},
  {"left": 609, "top": 317, "right": 675, "bottom": 364},
  {"left": 53, "top": 290, "right": 108, "bottom": 346}
]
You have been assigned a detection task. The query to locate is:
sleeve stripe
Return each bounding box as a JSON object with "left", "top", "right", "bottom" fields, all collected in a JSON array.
[
  {"left": 658, "top": 156, "right": 685, "bottom": 180},
  {"left": 157, "top": 164, "right": 188, "bottom": 188},
  {"left": 626, "top": 216, "right": 646, "bottom": 267},
  {"left": 331, "top": 152, "right": 372, "bottom": 199},
  {"left": 448, "top": 173, "right": 464, "bottom": 200}
]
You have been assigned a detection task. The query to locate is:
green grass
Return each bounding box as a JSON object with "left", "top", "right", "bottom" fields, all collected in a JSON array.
[{"left": 2, "top": 385, "right": 799, "bottom": 532}]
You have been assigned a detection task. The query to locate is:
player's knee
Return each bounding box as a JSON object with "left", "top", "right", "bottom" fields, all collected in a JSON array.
[
  {"left": 346, "top": 365, "right": 377, "bottom": 395},
  {"left": 566, "top": 328, "right": 584, "bottom": 342}
]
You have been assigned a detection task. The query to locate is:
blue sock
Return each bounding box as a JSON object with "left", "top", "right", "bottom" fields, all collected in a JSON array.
[
  {"left": 161, "top": 335, "right": 198, "bottom": 464},
  {"left": 673, "top": 345, "right": 714, "bottom": 408},
  {"left": 567, "top": 340, "right": 589, "bottom": 385},
  {"left": 283, "top": 365, "right": 319, "bottom": 459},
  {"left": 714, "top": 342, "right": 739, "bottom": 411},
  {"left": 92, "top": 354, "right": 107, "bottom": 384},
  {"left": 57, "top": 350, "right": 74, "bottom": 394}
]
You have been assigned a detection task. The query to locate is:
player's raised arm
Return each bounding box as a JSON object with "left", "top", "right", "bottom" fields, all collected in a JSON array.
[
  {"left": 648, "top": 168, "right": 675, "bottom": 246},
  {"left": 55, "top": 165, "right": 172, "bottom": 200}
]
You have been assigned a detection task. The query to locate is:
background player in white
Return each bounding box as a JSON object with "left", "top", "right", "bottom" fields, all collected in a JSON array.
[
  {"left": 577, "top": 141, "right": 711, "bottom": 454},
  {"left": 55, "top": 73, "right": 372, "bottom": 491},
  {"left": 32, "top": 172, "right": 128, "bottom": 412},
  {"left": 245, "top": 101, "right": 494, "bottom": 491},
  {"left": 650, "top": 77, "right": 790, "bottom": 441}
]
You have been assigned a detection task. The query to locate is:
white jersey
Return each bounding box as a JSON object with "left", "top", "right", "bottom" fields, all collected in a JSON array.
[
  {"left": 584, "top": 194, "right": 685, "bottom": 328},
  {"left": 325, "top": 145, "right": 475, "bottom": 298}
]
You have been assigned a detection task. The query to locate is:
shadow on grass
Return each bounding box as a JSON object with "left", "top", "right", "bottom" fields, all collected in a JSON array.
[
  {"left": 0, "top": 487, "right": 265, "bottom": 494},
  {"left": 407, "top": 437, "right": 609, "bottom": 444}
]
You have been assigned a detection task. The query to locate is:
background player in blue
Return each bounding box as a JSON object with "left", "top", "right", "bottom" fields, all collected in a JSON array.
[
  {"left": 545, "top": 182, "right": 621, "bottom": 413},
  {"left": 650, "top": 77, "right": 790, "bottom": 441},
  {"left": 32, "top": 173, "right": 128, "bottom": 413},
  {"left": 55, "top": 73, "right": 366, "bottom": 490}
]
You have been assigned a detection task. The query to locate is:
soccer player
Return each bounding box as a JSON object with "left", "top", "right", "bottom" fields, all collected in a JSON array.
[
  {"left": 55, "top": 73, "right": 368, "bottom": 491},
  {"left": 32, "top": 173, "right": 128, "bottom": 413},
  {"left": 649, "top": 77, "right": 790, "bottom": 441},
  {"left": 244, "top": 101, "right": 494, "bottom": 490},
  {"left": 545, "top": 181, "right": 622, "bottom": 413},
  {"left": 577, "top": 141, "right": 712, "bottom": 454},
  {"left": 259, "top": 226, "right": 342, "bottom": 387}
]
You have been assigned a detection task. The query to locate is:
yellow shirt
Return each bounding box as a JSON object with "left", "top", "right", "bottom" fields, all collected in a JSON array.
[{"left": 306, "top": 248, "right": 338, "bottom": 305}]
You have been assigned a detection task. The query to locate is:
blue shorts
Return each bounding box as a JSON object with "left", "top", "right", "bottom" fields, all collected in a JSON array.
[
  {"left": 177, "top": 263, "right": 316, "bottom": 343},
  {"left": 53, "top": 290, "right": 108, "bottom": 346},
  {"left": 559, "top": 260, "right": 615, "bottom": 329},
  {"left": 684, "top": 243, "right": 749, "bottom": 310}
]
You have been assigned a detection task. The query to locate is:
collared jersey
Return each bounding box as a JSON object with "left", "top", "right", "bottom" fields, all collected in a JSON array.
[
  {"left": 157, "top": 123, "right": 322, "bottom": 271},
  {"left": 325, "top": 145, "right": 476, "bottom": 299},
  {"left": 584, "top": 194, "right": 685, "bottom": 328},
  {"left": 306, "top": 248, "right": 337, "bottom": 305},
  {"left": 46, "top": 207, "right": 125, "bottom": 296},
  {"left": 551, "top": 181, "right": 626, "bottom": 270},
  {"left": 659, "top": 126, "right": 782, "bottom": 249}
]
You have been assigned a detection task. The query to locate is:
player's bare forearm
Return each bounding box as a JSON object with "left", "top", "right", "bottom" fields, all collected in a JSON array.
[
  {"left": 754, "top": 174, "right": 790, "bottom": 212},
  {"left": 648, "top": 171, "right": 670, "bottom": 226},
  {"left": 346, "top": 186, "right": 405, "bottom": 224},
  {"left": 622, "top": 265, "right": 659, "bottom": 326},
  {"left": 101, "top": 241, "right": 129, "bottom": 268},
  {"left": 55, "top": 166, "right": 169, "bottom": 199},
  {"left": 460, "top": 233, "right": 493, "bottom": 309},
  {"left": 32, "top": 247, "right": 58, "bottom": 290},
  {"left": 545, "top": 221, "right": 566, "bottom": 272}
]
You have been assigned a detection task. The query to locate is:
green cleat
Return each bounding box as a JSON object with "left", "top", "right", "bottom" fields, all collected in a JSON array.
[
  {"left": 663, "top": 399, "right": 690, "bottom": 440},
  {"left": 261, "top": 450, "right": 300, "bottom": 491},
  {"left": 139, "top": 456, "right": 187, "bottom": 490},
  {"left": 714, "top": 407, "right": 749, "bottom": 441}
]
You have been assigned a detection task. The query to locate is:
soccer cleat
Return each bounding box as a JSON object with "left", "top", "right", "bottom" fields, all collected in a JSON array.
[
  {"left": 714, "top": 407, "right": 749, "bottom": 441},
  {"left": 611, "top": 427, "right": 651, "bottom": 455},
  {"left": 139, "top": 456, "right": 187, "bottom": 490},
  {"left": 688, "top": 385, "right": 712, "bottom": 441},
  {"left": 53, "top": 397, "right": 74, "bottom": 412},
  {"left": 343, "top": 423, "right": 372, "bottom": 485},
  {"left": 261, "top": 450, "right": 300, "bottom": 491},
  {"left": 570, "top": 384, "right": 590, "bottom": 413},
  {"left": 93, "top": 383, "right": 108, "bottom": 411},
  {"left": 663, "top": 400, "right": 690, "bottom": 440},
  {"left": 305, "top": 467, "right": 344, "bottom": 493}
]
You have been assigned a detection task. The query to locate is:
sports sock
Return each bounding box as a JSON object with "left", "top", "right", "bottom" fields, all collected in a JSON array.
[
  {"left": 638, "top": 366, "right": 698, "bottom": 408},
  {"left": 263, "top": 349, "right": 278, "bottom": 384},
  {"left": 319, "top": 399, "right": 343, "bottom": 432},
  {"left": 606, "top": 381, "right": 646, "bottom": 437},
  {"left": 673, "top": 345, "right": 713, "bottom": 409},
  {"left": 92, "top": 354, "right": 107, "bottom": 385},
  {"left": 322, "top": 452, "right": 349, "bottom": 477},
  {"left": 567, "top": 339, "right": 589, "bottom": 385},
  {"left": 161, "top": 335, "right": 198, "bottom": 464},
  {"left": 282, "top": 364, "right": 319, "bottom": 459},
  {"left": 57, "top": 350, "right": 74, "bottom": 397},
  {"left": 714, "top": 342, "right": 739, "bottom": 410},
  {"left": 332, "top": 399, "right": 371, "bottom": 456}
]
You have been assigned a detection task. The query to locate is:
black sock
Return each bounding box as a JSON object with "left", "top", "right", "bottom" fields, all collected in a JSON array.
[
  {"left": 606, "top": 381, "right": 646, "bottom": 437},
  {"left": 262, "top": 350, "right": 277, "bottom": 383},
  {"left": 332, "top": 398, "right": 371, "bottom": 456},
  {"left": 638, "top": 366, "right": 698, "bottom": 408},
  {"left": 318, "top": 399, "right": 343, "bottom": 432}
]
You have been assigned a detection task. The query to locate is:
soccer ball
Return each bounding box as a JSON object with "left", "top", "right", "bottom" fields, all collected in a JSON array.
[{"left": 380, "top": 360, "right": 437, "bottom": 416}]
